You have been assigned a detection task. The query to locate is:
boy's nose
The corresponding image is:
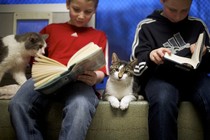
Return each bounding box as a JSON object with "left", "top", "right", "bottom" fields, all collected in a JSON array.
[
  {"left": 78, "top": 12, "right": 85, "bottom": 19},
  {"left": 174, "top": 14, "right": 182, "bottom": 22}
]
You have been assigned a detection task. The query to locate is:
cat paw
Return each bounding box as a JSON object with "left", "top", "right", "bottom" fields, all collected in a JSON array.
[
  {"left": 107, "top": 96, "right": 120, "bottom": 109},
  {"left": 0, "top": 84, "right": 20, "bottom": 100},
  {"left": 110, "top": 101, "right": 120, "bottom": 109},
  {"left": 138, "top": 95, "right": 144, "bottom": 100},
  {"left": 120, "top": 102, "right": 129, "bottom": 110},
  {"left": 0, "top": 94, "right": 15, "bottom": 99}
]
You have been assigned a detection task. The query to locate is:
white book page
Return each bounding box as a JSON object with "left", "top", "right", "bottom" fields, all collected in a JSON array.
[
  {"left": 191, "top": 32, "right": 205, "bottom": 62},
  {"left": 164, "top": 53, "right": 197, "bottom": 69},
  {"left": 67, "top": 42, "right": 101, "bottom": 67}
]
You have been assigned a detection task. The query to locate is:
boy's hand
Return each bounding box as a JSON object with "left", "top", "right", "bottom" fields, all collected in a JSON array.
[
  {"left": 190, "top": 43, "right": 207, "bottom": 56},
  {"left": 77, "top": 71, "right": 97, "bottom": 86},
  {"left": 150, "top": 47, "right": 171, "bottom": 65}
]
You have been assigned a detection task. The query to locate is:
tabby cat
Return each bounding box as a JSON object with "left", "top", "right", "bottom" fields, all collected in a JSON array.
[
  {"left": 0, "top": 32, "right": 48, "bottom": 99},
  {"left": 103, "top": 53, "right": 144, "bottom": 110}
]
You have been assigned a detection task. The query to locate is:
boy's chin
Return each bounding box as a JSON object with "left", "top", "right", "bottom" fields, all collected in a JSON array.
[
  {"left": 74, "top": 22, "right": 88, "bottom": 27},
  {"left": 69, "top": 21, "right": 87, "bottom": 27}
]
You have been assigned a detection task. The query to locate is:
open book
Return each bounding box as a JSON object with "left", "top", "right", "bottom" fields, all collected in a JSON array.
[
  {"left": 32, "top": 42, "right": 106, "bottom": 94},
  {"left": 164, "top": 32, "right": 205, "bottom": 70}
]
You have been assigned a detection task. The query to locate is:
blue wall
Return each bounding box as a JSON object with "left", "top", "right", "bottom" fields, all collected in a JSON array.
[{"left": 1, "top": 0, "right": 210, "bottom": 63}]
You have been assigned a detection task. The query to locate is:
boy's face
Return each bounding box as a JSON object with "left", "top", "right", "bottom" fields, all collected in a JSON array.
[
  {"left": 161, "top": 0, "right": 192, "bottom": 23},
  {"left": 67, "top": 0, "right": 96, "bottom": 27}
]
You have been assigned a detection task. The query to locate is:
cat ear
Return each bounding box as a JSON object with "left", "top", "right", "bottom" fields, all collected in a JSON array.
[
  {"left": 29, "top": 34, "right": 38, "bottom": 43},
  {"left": 129, "top": 59, "right": 138, "bottom": 68},
  {"left": 42, "top": 34, "right": 49, "bottom": 40},
  {"left": 112, "top": 52, "right": 119, "bottom": 64}
]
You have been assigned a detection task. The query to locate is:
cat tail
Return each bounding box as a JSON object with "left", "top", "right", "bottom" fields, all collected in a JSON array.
[
  {"left": 133, "top": 62, "right": 148, "bottom": 76},
  {"left": 102, "top": 91, "right": 109, "bottom": 101}
]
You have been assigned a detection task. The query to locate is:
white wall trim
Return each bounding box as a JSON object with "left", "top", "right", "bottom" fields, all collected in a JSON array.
[
  {"left": 0, "top": 4, "right": 68, "bottom": 12},
  {"left": 13, "top": 12, "right": 53, "bottom": 33}
]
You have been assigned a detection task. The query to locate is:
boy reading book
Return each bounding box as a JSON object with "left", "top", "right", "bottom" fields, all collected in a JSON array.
[
  {"left": 130, "top": 0, "right": 210, "bottom": 139},
  {"left": 8, "top": 0, "right": 109, "bottom": 140}
]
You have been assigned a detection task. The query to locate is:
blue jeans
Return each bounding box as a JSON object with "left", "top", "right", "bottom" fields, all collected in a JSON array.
[
  {"left": 8, "top": 78, "right": 99, "bottom": 140},
  {"left": 145, "top": 72, "right": 210, "bottom": 140}
]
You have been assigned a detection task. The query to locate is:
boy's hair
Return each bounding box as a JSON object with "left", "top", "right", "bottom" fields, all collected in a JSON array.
[
  {"left": 66, "top": 0, "right": 99, "bottom": 8},
  {"left": 163, "top": 0, "right": 193, "bottom": 2},
  {"left": 162, "top": 0, "right": 192, "bottom": 2}
]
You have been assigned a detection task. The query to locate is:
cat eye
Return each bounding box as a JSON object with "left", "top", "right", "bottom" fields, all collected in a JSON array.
[{"left": 115, "top": 68, "right": 119, "bottom": 71}]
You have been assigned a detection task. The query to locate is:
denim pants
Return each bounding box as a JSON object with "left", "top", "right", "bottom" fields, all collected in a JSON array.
[
  {"left": 8, "top": 78, "right": 99, "bottom": 140},
  {"left": 145, "top": 72, "right": 210, "bottom": 140}
]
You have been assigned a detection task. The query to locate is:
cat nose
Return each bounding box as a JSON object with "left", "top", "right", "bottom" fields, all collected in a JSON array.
[{"left": 118, "top": 73, "right": 123, "bottom": 79}]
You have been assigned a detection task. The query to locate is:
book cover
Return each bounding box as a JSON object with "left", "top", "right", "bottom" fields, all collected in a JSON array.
[{"left": 32, "top": 42, "right": 106, "bottom": 94}]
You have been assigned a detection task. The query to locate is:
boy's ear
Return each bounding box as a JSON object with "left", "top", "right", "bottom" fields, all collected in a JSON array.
[
  {"left": 160, "top": 0, "right": 165, "bottom": 4},
  {"left": 66, "top": 0, "right": 70, "bottom": 10},
  {"left": 66, "top": 4, "right": 70, "bottom": 10}
]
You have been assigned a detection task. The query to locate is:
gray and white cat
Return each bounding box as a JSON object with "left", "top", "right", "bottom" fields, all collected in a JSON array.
[
  {"left": 0, "top": 32, "right": 48, "bottom": 99},
  {"left": 103, "top": 53, "right": 144, "bottom": 110}
]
